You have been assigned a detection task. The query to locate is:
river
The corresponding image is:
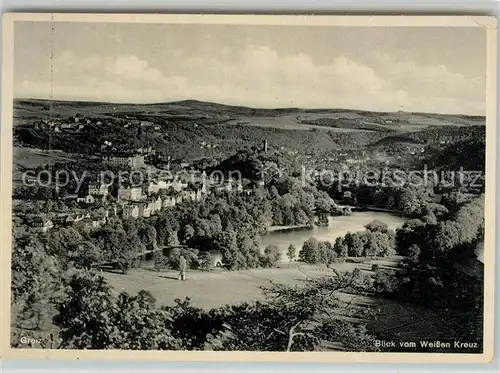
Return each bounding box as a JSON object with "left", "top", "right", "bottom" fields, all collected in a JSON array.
[{"left": 261, "top": 211, "right": 406, "bottom": 260}]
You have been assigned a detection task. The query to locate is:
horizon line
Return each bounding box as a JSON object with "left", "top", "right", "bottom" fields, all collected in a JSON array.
[{"left": 13, "top": 96, "right": 486, "bottom": 118}]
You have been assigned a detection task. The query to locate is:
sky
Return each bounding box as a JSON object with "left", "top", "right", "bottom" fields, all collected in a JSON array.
[{"left": 14, "top": 22, "right": 487, "bottom": 115}]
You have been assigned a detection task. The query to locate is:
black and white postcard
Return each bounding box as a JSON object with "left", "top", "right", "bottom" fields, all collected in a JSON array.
[{"left": 0, "top": 14, "right": 497, "bottom": 363}]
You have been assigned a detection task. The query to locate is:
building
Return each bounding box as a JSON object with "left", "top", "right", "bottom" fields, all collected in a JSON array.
[
  {"left": 61, "top": 213, "right": 86, "bottom": 225},
  {"left": 105, "top": 154, "right": 145, "bottom": 168},
  {"left": 169, "top": 179, "right": 188, "bottom": 192},
  {"left": 144, "top": 180, "right": 168, "bottom": 195},
  {"left": 162, "top": 195, "right": 176, "bottom": 209},
  {"left": 123, "top": 204, "right": 139, "bottom": 219},
  {"left": 138, "top": 203, "right": 151, "bottom": 218},
  {"left": 88, "top": 182, "right": 109, "bottom": 197},
  {"left": 117, "top": 186, "right": 142, "bottom": 201},
  {"left": 103, "top": 205, "right": 118, "bottom": 218},
  {"left": 92, "top": 216, "right": 107, "bottom": 228},
  {"left": 61, "top": 123, "right": 77, "bottom": 130},
  {"left": 32, "top": 217, "right": 54, "bottom": 232},
  {"left": 137, "top": 145, "right": 155, "bottom": 155},
  {"left": 153, "top": 196, "right": 162, "bottom": 212},
  {"left": 147, "top": 200, "right": 156, "bottom": 214},
  {"left": 76, "top": 217, "right": 102, "bottom": 229},
  {"left": 77, "top": 195, "right": 95, "bottom": 204},
  {"left": 183, "top": 185, "right": 204, "bottom": 202},
  {"left": 74, "top": 213, "right": 86, "bottom": 222},
  {"left": 228, "top": 179, "right": 243, "bottom": 193}
]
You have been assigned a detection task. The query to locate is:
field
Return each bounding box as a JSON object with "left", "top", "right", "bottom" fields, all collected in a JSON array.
[
  {"left": 226, "top": 115, "right": 373, "bottom": 132},
  {"left": 103, "top": 259, "right": 401, "bottom": 309},
  {"left": 13, "top": 146, "right": 76, "bottom": 168},
  {"left": 102, "top": 258, "right": 463, "bottom": 346},
  {"left": 12, "top": 146, "right": 77, "bottom": 187}
]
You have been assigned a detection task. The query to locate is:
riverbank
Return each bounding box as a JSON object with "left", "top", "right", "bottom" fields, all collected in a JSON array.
[
  {"left": 261, "top": 211, "right": 406, "bottom": 260},
  {"left": 267, "top": 224, "right": 312, "bottom": 232}
]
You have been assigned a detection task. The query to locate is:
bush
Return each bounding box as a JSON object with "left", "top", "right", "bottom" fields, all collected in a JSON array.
[
  {"left": 286, "top": 244, "right": 297, "bottom": 262},
  {"left": 372, "top": 271, "right": 400, "bottom": 294},
  {"left": 168, "top": 247, "right": 199, "bottom": 269},
  {"left": 261, "top": 245, "right": 282, "bottom": 267},
  {"left": 153, "top": 251, "right": 169, "bottom": 272},
  {"left": 300, "top": 238, "right": 338, "bottom": 265},
  {"left": 198, "top": 252, "right": 213, "bottom": 271}
]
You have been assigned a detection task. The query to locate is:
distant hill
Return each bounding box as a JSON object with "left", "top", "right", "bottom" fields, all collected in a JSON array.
[
  {"left": 368, "top": 126, "right": 486, "bottom": 150},
  {"left": 12, "top": 98, "right": 486, "bottom": 161},
  {"left": 14, "top": 98, "right": 486, "bottom": 127}
]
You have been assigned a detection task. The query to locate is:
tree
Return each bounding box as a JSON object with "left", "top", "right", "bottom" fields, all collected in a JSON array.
[
  {"left": 182, "top": 224, "right": 195, "bottom": 244},
  {"left": 286, "top": 244, "right": 297, "bottom": 262},
  {"left": 153, "top": 250, "right": 169, "bottom": 271},
  {"left": 11, "top": 234, "right": 63, "bottom": 331},
  {"left": 166, "top": 229, "right": 180, "bottom": 246},
  {"left": 93, "top": 226, "right": 135, "bottom": 271},
  {"left": 54, "top": 271, "right": 116, "bottom": 349},
  {"left": 397, "top": 188, "right": 430, "bottom": 217},
  {"left": 262, "top": 245, "right": 282, "bottom": 267},
  {"left": 365, "top": 232, "right": 380, "bottom": 257},
  {"left": 395, "top": 219, "right": 428, "bottom": 256},
  {"left": 424, "top": 203, "right": 449, "bottom": 220},
  {"left": 68, "top": 241, "right": 102, "bottom": 270},
  {"left": 407, "top": 244, "right": 421, "bottom": 264},
  {"left": 213, "top": 224, "right": 242, "bottom": 269},
  {"left": 54, "top": 271, "right": 180, "bottom": 350},
  {"left": 364, "top": 220, "right": 388, "bottom": 233},
  {"left": 345, "top": 232, "right": 364, "bottom": 257},
  {"left": 317, "top": 241, "right": 335, "bottom": 264},
  {"left": 333, "top": 236, "right": 348, "bottom": 259},
  {"left": 300, "top": 238, "right": 319, "bottom": 264},
  {"left": 198, "top": 252, "right": 213, "bottom": 271},
  {"left": 138, "top": 225, "right": 158, "bottom": 251},
  {"left": 207, "top": 271, "right": 380, "bottom": 351},
  {"left": 168, "top": 247, "right": 199, "bottom": 269}
]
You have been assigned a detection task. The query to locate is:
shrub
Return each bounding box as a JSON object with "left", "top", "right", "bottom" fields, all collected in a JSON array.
[
  {"left": 261, "top": 245, "right": 282, "bottom": 267},
  {"left": 372, "top": 271, "right": 400, "bottom": 294},
  {"left": 286, "top": 244, "right": 297, "bottom": 262},
  {"left": 198, "top": 252, "right": 213, "bottom": 271},
  {"left": 153, "top": 251, "right": 169, "bottom": 272},
  {"left": 168, "top": 247, "right": 199, "bottom": 269}
]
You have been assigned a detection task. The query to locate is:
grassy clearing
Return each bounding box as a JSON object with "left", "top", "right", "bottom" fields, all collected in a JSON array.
[
  {"left": 102, "top": 257, "right": 456, "bottom": 345},
  {"left": 13, "top": 146, "right": 77, "bottom": 188},
  {"left": 13, "top": 146, "right": 76, "bottom": 168},
  {"left": 102, "top": 258, "right": 399, "bottom": 309}
]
